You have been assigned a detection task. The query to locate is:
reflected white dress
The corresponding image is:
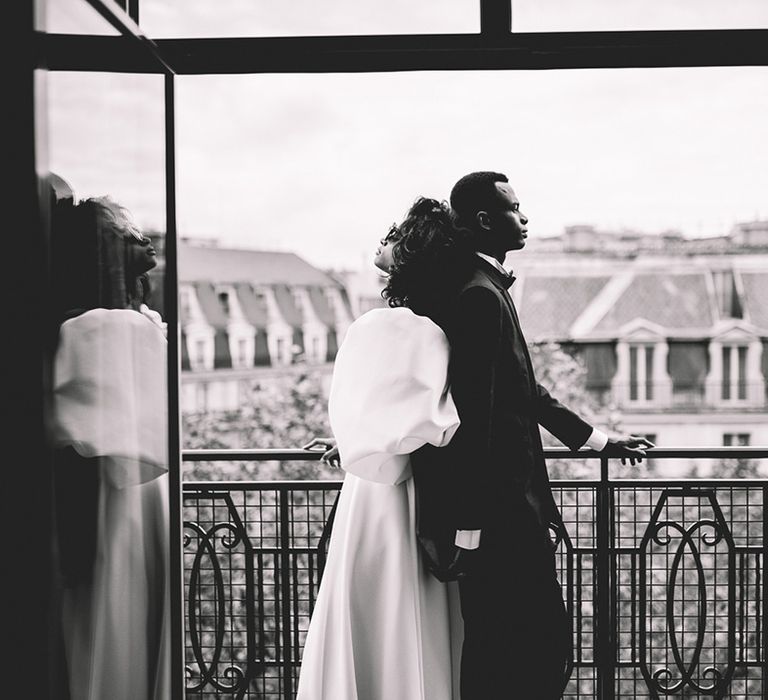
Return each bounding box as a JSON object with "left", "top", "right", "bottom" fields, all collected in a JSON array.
[
  {"left": 52, "top": 309, "right": 170, "bottom": 700},
  {"left": 296, "top": 307, "right": 464, "bottom": 700}
]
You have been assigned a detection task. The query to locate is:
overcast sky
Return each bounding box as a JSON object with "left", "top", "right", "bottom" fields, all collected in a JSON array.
[
  {"left": 136, "top": 0, "right": 768, "bottom": 36},
  {"left": 46, "top": 2, "right": 768, "bottom": 270}
]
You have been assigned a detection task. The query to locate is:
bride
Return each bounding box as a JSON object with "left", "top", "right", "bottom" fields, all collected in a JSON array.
[
  {"left": 50, "top": 195, "right": 169, "bottom": 700},
  {"left": 297, "top": 197, "right": 473, "bottom": 700}
]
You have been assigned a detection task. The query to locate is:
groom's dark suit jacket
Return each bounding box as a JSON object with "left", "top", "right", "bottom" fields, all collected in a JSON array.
[{"left": 412, "top": 257, "right": 594, "bottom": 577}]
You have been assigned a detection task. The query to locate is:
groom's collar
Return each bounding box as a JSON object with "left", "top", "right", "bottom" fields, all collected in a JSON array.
[{"left": 474, "top": 252, "right": 516, "bottom": 289}]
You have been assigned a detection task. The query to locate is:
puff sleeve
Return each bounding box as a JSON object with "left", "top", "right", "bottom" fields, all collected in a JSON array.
[
  {"left": 328, "top": 307, "right": 459, "bottom": 485},
  {"left": 51, "top": 308, "right": 168, "bottom": 487}
]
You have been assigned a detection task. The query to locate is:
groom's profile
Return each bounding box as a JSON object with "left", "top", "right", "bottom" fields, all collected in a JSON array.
[{"left": 412, "top": 171, "right": 653, "bottom": 699}]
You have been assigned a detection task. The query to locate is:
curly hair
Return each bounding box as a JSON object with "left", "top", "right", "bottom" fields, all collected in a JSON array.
[
  {"left": 381, "top": 197, "right": 473, "bottom": 320},
  {"left": 51, "top": 195, "right": 150, "bottom": 319}
]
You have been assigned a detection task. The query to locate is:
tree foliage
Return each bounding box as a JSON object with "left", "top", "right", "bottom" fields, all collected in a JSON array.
[
  {"left": 529, "top": 342, "right": 626, "bottom": 478},
  {"left": 183, "top": 369, "right": 339, "bottom": 481}
]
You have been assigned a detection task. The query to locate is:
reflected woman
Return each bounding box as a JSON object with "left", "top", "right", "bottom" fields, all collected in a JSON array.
[
  {"left": 50, "top": 195, "right": 169, "bottom": 700},
  {"left": 296, "top": 197, "right": 473, "bottom": 700}
]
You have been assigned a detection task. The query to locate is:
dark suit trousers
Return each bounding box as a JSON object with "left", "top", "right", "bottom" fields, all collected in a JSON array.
[{"left": 458, "top": 502, "right": 571, "bottom": 700}]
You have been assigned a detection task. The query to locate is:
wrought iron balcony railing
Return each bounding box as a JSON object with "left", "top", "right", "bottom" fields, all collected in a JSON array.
[{"left": 182, "top": 447, "right": 768, "bottom": 699}]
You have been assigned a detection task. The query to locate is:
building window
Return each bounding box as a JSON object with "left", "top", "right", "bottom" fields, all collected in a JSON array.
[
  {"left": 218, "top": 291, "right": 231, "bottom": 317},
  {"left": 723, "top": 433, "right": 750, "bottom": 446},
  {"left": 629, "top": 344, "right": 654, "bottom": 402},
  {"left": 180, "top": 288, "right": 192, "bottom": 320},
  {"left": 312, "top": 336, "right": 320, "bottom": 363},
  {"left": 711, "top": 269, "right": 743, "bottom": 319},
  {"left": 193, "top": 339, "right": 206, "bottom": 370},
  {"left": 276, "top": 337, "right": 286, "bottom": 365},
  {"left": 237, "top": 338, "right": 247, "bottom": 367},
  {"left": 722, "top": 345, "right": 748, "bottom": 400}
]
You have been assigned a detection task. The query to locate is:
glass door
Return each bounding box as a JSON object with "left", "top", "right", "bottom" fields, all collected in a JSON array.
[{"left": 35, "top": 1, "right": 182, "bottom": 697}]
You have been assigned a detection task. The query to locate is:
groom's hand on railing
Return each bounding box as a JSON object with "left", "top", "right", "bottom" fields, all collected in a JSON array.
[
  {"left": 601, "top": 435, "right": 656, "bottom": 465},
  {"left": 302, "top": 437, "right": 341, "bottom": 468}
]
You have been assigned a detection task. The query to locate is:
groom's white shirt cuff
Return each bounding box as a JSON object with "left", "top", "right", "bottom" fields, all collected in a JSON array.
[
  {"left": 584, "top": 427, "right": 609, "bottom": 452},
  {"left": 454, "top": 427, "right": 610, "bottom": 549},
  {"left": 455, "top": 529, "right": 482, "bottom": 549}
]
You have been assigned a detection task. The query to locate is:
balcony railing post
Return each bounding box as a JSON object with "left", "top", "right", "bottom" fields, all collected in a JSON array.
[
  {"left": 278, "top": 486, "right": 294, "bottom": 699},
  {"left": 763, "top": 484, "right": 767, "bottom": 691},
  {"left": 595, "top": 456, "right": 616, "bottom": 699}
]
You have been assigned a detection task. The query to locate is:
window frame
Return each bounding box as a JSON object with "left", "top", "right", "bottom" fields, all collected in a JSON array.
[
  {"left": 629, "top": 343, "right": 656, "bottom": 404},
  {"left": 30, "top": 3, "right": 768, "bottom": 700},
  {"left": 721, "top": 343, "right": 750, "bottom": 403}
]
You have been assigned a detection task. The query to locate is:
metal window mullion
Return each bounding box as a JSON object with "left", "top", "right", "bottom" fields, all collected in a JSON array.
[
  {"left": 163, "top": 72, "right": 186, "bottom": 700},
  {"left": 479, "top": 0, "right": 511, "bottom": 37}
]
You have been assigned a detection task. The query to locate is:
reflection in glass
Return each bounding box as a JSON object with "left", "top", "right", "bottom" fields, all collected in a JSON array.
[
  {"left": 47, "top": 73, "right": 166, "bottom": 230},
  {"left": 511, "top": 0, "right": 768, "bottom": 32},
  {"left": 141, "top": 0, "right": 478, "bottom": 38},
  {"left": 50, "top": 194, "right": 169, "bottom": 699},
  {"left": 40, "top": 0, "right": 121, "bottom": 34},
  {"left": 44, "top": 61, "right": 170, "bottom": 700}
]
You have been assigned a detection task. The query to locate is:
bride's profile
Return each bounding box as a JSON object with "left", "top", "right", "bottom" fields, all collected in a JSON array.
[{"left": 296, "top": 197, "right": 473, "bottom": 700}]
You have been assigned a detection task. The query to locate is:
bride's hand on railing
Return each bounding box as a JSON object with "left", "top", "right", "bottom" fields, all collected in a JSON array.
[{"left": 302, "top": 437, "right": 341, "bottom": 468}]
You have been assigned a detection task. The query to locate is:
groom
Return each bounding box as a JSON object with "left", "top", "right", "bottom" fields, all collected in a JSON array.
[{"left": 412, "top": 171, "right": 653, "bottom": 699}]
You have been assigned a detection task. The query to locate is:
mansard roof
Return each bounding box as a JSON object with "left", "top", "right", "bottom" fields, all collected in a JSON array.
[
  {"left": 272, "top": 284, "right": 303, "bottom": 328},
  {"left": 308, "top": 286, "right": 336, "bottom": 325},
  {"left": 234, "top": 282, "right": 269, "bottom": 328},
  {"left": 590, "top": 272, "right": 713, "bottom": 333},
  {"left": 179, "top": 244, "right": 342, "bottom": 287},
  {"left": 515, "top": 266, "right": 768, "bottom": 341},
  {"left": 740, "top": 272, "right": 768, "bottom": 331},
  {"left": 194, "top": 282, "right": 230, "bottom": 330},
  {"left": 518, "top": 275, "right": 610, "bottom": 340}
]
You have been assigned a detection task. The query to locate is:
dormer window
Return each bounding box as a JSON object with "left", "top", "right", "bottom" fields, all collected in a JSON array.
[
  {"left": 721, "top": 344, "right": 748, "bottom": 401},
  {"left": 706, "top": 320, "right": 765, "bottom": 407},
  {"left": 237, "top": 338, "right": 248, "bottom": 367},
  {"left": 311, "top": 336, "right": 321, "bottom": 363},
  {"left": 218, "top": 290, "right": 231, "bottom": 317},
  {"left": 629, "top": 344, "right": 655, "bottom": 402},
  {"left": 192, "top": 339, "right": 207, "bottom": 371},
  {"left": 711, "top": 269, "right": 743, "bottom": 319},
  {"left": 612, "top": 319, "right": 672, "bottom": 408},
  {"left": 276, "top": 337, "right": 286, "bottom": 365},
  {"left": 179, "top": 287, "right": 193, "bottom": 321}
]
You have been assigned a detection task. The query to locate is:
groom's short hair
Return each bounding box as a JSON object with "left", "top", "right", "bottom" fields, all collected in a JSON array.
[{"left": 450, "top": 171, "right": 509, "bottom": 230}]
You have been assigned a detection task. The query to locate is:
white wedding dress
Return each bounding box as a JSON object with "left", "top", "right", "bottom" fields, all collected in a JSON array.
[
  {"left": 296, "top": 307, "right": 464, "bottom": 700},
  {"left": 52, "top": 309, "right": 170, "bottom": 700}
]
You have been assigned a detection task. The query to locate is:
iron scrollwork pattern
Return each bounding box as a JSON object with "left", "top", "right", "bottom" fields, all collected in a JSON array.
[
  {"left": 639, "top": 490, "right": 736, "bottom": 698},
  {"left": 182, "top": 479, "right": 766, "bottom": 698},
  {"left": 184, "top": 485, "right": 339, "bottom": 698},
  {"left": 184, "top": 491, "right": 260, "bottom": 698},
  {"left": 550, "top": 517, "right": 577, "bottom": 687}
]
